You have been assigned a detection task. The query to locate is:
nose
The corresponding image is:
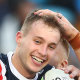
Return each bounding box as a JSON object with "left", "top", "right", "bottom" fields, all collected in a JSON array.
[{"left": 38, "top": 45, "right": 47, "bottom": 57}]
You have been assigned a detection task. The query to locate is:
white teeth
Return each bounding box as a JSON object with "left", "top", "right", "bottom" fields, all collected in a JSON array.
[{"left": 32, "top": 56, "right": 43, "bottom": 63}]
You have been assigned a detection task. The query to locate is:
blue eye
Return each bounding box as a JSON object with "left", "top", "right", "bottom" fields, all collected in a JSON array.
[
  {"left": 49, "top": 46, "right": 53, "bottom": 49},
  {"left": 49, "top": 45, "right": 55, "bottom": 50},
  {"left": 35, "top": 40, "right": 41, "bottom": 44}
]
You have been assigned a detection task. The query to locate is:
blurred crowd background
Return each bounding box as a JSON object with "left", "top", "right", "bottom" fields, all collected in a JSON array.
[{"left": 0, "top": 0, "right": 80, "bottom": 68}]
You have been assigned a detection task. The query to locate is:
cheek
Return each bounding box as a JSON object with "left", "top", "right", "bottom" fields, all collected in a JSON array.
[
  {"left": 48, "top": 51, "right": 59, "bottom": 61},
  {"left": 53, "top": 56, "right": 59, "bottom": 62},
  {"left": 47, "top": 51, "right": 55, "bottom": 61},
  {"left": 28, "top": 42, "right": 37, "bottom": 50},
  {"left": 23, "top": 41, "right": 38, "bottom": 53},
  {"left": 49, "top": 54, "right": 59, "bottom": 67}
]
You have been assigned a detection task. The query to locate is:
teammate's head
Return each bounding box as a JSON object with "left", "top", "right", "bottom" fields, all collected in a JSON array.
[{"left": 49, "top": 38, "right": 69, "bottom": 68}]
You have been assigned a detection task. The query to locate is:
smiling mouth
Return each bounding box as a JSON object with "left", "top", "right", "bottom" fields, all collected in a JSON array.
[{"left": 32, "top": 56, "right": 44, "bottom": 63}]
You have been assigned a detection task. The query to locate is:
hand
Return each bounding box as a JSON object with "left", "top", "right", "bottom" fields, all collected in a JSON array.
[
  {"left": 34, "top": 9, "right": 79, "bottom": 41},
  {"left": 61, "top": 65, "right": 80, "bottom": 80}
]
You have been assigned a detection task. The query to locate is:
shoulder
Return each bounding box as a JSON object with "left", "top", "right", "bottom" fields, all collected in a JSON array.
[
  {"left": 37, "top": 64, "right": 53, "bottom": 80},
  {"left": 0, "top": 53, "right": 7, "bottom": 59},
  {"left": 0, "top": 53, "right": 8, "bottom": 63},
  {"left": 0, "top": 53, "right": 19, "bottom": 80}
]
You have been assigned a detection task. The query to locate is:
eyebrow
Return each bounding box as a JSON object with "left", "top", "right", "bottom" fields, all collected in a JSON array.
[
  {"left": 35, "top": 36, "right": 57, "bottom": 45},
  {"left": 50, "top": 43, "right": 57, "bottom": 46},
  {"left": 35, "top": 36, "right": 45, "bottom": 41}
]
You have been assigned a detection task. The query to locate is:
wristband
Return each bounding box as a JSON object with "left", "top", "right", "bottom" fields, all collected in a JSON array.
[{"left": 69, "top": 32, "right": 80, "bottom": 49}]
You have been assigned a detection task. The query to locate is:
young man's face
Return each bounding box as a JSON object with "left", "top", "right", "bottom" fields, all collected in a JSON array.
[{"left": 16, "top": 20, "right": 61, "bottom": 73}]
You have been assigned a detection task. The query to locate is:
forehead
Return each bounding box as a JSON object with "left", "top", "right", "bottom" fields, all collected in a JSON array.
[{"left": 28, "top": 20, "right": 61, "bottom": 44}]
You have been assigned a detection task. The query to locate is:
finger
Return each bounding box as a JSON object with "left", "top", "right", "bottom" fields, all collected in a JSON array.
[
  {"left": 69, "top": 70, "right": 79, "bottom": 78},
  {"left": 34, "top": 9, "right": 64, "bottom": 23},
  {"left": 63, "top": 65, "right": 73, "bottom": 73},
  {"left": 34, "top": 9, "right": 57, "bottom": 16},
  {"left": 34, "top": 9, "right": 70, "bottom": 25},
  {"left": 35, "top": 10, "right": 67, "bottom": 31},
  {"left": 34, "top": 9, "right": 73, "bottom": 39},
  {"left": 56, "top": 13, "right": 63, "bottom": 19},
  {"left": 61, "top": 67, "right": 79, "bottom": 79},
  {"left": 34, "top": 10, "right": 44, "bottom": 15},
  {"left": 63, "top": 65, "right": 80, "bottom": 79},
  {"left": 56, "top": 12, "right": 70, "bottom": 24},
  {"left": 34, "top": 9, "right": 49, "bottom": 15}
]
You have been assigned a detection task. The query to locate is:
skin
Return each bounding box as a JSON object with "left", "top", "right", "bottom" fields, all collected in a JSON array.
[
  {"left": 62, "top": 65, "right": 80, "bottom": 80},
  {"left": 34, "top": 9, "right": 78, "bottom": 41},
  {"left": 12, "top": 19, "right": 61, "bottom": 79},
  {"left": 49, "top": 41, "right": 68, "bottom": 69},
  {"left": 49, "top": 41, "right": 80, "bottom": 79},
  {"left": 34, "top": 9, "right": 80, "bottom": 80},
  {"left": 34, "top": 9, "right": 80, "bottom": 61}
]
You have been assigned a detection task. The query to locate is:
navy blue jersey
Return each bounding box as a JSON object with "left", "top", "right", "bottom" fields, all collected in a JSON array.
[
  {"left": 0, "top": 53, "right": 19, "bottom": 80},
  {"left": 0, "top": 53, "right": 52, "bottom": 80}
]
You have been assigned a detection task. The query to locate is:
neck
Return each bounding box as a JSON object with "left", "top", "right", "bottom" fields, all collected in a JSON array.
[{"left": 12, "top": 51, "right": 36, "bottom": 79}]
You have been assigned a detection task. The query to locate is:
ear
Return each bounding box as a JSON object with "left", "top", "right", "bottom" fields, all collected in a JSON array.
[
  {"left": 16, "top": 31, "right": 22, "bottom": 46},
  {"left": 57, "top": 60, "right": 68, "bottom": 69},
  {"left": 60, "top": 60, "right": 68, "bottom": 68}
]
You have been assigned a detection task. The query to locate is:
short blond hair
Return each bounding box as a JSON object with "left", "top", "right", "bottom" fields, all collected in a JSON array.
[
  {"left": 60, "top": 38, "right": 70, "bottom": 60},
  {"left": 20, "top": 9, "right": 62, "bottom": 36}
]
